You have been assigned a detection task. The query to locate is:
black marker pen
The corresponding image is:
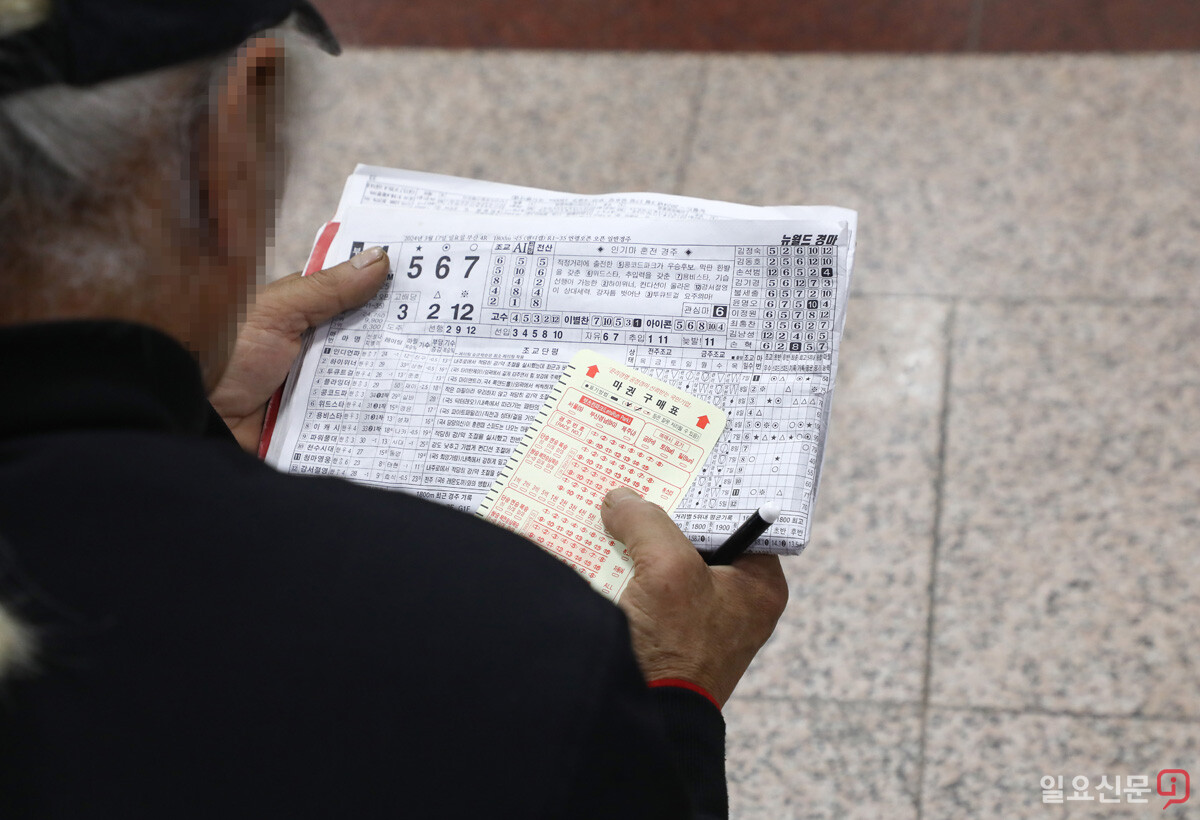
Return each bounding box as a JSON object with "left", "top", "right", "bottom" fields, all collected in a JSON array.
[{"left": 705, "top": 503, "right": 781, "bottom": 566}]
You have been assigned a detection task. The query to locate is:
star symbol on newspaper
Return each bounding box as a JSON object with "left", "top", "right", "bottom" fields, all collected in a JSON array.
[{"left": 416, "top": 245, "right": 422, "bottom": 251}]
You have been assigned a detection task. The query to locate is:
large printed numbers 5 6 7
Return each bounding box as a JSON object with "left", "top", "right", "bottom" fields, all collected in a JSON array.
[{"left": 407, "top": 255, "right": 480, "bottom": 279}]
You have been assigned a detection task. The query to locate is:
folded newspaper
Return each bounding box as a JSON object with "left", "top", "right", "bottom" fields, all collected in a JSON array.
[{"left": 263, "top": 166, "right": 857, "bottom": 554}]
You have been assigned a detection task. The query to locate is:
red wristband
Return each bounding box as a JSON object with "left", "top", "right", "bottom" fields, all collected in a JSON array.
[{"left": 648, "top": 678, "right": 721, "bottom": 711}]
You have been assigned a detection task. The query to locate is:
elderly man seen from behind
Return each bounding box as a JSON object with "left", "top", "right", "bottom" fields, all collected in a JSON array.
[{"left": 0, "top": 2, "right": 787, "bottom": 818}]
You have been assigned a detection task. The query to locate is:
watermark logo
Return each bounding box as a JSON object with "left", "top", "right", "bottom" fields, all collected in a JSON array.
[
  {"left": 1041, "top": 769, "right": 1190, "bottom": 809},
  {"left": 1159, "top": 770, "right": 1189, "bottom": 810}
]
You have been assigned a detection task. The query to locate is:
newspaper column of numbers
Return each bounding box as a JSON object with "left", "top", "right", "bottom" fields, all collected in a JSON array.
[
  {"left": 729, "top": 246, "right": 766, "bottom": 509},
  {"left": 412, "top": 349, "right": 445, "bottom": 485},
  {"left": 374, "top": 346, "right": 421, "bottom": 486},
  {"left": 297, "top": 338, "right": 369, "bottom": 477},
  {"left": 302, "top": 309, "right": 376, "bottom": 479},
  {"left": 347, "top": 280, "right": 388, "bottom": 481},
  {"left": 809, "top": 243, "right": 838, "bottom": 507},
  {"left": 759, "top": 245, "right": 797, "bottom": 514},
  {"left": 677, "top": 246, "right": 756, "bottom": 538},
  {"left": 760, "top": 242, "right": 837, "bottom": 535}
]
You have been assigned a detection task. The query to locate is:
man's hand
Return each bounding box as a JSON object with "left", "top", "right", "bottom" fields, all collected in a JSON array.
[
  {"left": 601, "top": 487, "right": 788, "bottom": 708},
  {"left": 209, "top": 248, "right": 390, "bottom": 453}
]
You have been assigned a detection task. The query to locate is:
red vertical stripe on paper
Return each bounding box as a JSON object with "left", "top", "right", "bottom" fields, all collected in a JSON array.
[{"left": 302, "top": 221, "right": 342, "bottom": 276}]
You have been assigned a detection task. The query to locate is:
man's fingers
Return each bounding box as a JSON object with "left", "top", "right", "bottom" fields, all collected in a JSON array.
[
  {"left": 601, "top": 488, "right": 695, "bottom": 559},
  {"left": 259, "top": 247, "right": 389, "bottom": 335}
]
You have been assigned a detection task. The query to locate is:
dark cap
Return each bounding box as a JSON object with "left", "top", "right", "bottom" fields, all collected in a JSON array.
[{"left": 0, "top": 0, "right": 340, "bottom": 98}]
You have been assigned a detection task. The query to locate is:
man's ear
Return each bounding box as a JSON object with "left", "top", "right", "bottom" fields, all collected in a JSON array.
[
  {"left": 203, "top": 36, "right": 285, "bottom": 267},
  {"left": 181, "top": 35, "right": 284, "bottom": 391}
]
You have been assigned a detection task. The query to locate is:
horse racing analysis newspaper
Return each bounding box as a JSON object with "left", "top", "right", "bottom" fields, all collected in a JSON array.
[{"left": 263, "top": 165, "right": 857, "bottom": 555}]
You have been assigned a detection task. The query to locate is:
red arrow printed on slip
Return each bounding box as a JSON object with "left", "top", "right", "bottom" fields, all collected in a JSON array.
[
  {"left": 586, "top": 365, "right": 600, "bottom": 377},
  {"left": 697, "top": 415, "right": 710, "bottom": 429}
]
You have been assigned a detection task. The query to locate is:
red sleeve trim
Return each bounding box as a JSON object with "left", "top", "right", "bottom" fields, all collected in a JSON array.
[{"left": 648, "top": 678, "right": 721, "bottom": 711}]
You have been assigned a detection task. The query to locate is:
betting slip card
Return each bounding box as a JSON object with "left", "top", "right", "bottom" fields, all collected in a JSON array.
[{"left": 477, "top": 350, "right": 726, "bottom": 601}]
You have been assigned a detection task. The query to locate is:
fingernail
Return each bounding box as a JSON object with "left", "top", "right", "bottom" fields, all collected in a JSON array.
[
  {"left": 351, "top": 246, "right": 385, "bottom": 269},
  {"left": 604, "top": 487, "right": 641, "bottom": 508}
]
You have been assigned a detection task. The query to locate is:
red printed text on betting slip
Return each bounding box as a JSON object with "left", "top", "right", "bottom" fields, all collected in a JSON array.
[{"left": 476, "top": 350, "right": 726, "bottom": 602}]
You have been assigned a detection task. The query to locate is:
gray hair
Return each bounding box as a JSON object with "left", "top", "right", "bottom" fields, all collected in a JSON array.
[
  {"left": 0, "top": 60, "right": 221, "bottom": 306},
  {"left": 0, "top": 20, "right": 314, "bottom": 314},
  {"left": 0, "top": 63, "right": 208, "bottom": 201}
]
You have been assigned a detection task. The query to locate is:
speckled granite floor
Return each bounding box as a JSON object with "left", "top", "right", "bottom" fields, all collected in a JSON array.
[{"left": 273, "top": 50, "right": 1200, "bottom": 819}]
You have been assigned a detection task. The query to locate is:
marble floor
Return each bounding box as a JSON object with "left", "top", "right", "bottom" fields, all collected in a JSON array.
[{"left": 273, "top": 50, "right": 1200, "bottom": 819}]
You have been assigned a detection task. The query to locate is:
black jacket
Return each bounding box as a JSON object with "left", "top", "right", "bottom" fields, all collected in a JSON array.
[{"left": 0, "top": 321, "right": 726, "bottom": 819}]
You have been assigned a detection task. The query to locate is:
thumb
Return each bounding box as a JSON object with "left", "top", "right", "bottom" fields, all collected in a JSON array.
[
  {"left": 259, "top": 247, "right": 389, "bottom": 336},
  {"left": 601, "top": 487, "right": 697, "bottom": 565}
]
